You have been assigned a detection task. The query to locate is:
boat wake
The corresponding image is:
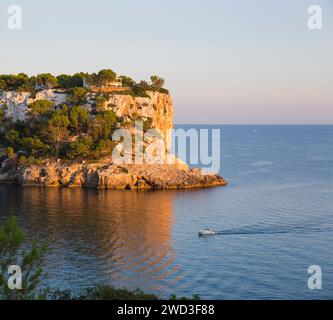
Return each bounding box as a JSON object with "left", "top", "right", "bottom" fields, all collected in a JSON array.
[{"left": 214, "top": 224, "right": 332, "bottom": 236}]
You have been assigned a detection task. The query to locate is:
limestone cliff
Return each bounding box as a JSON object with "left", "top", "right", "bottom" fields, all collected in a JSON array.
[
  {"left": 0, "top": 89, "right": 173, "bottom": 148},
  {"left": 0, "top": 89, "right": 227, "bottom": 189}
]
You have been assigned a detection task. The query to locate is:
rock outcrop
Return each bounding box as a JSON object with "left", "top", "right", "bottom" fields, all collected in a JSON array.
[
  {"left": 104, "top": 92, "right": 174, "bottom": 151},
  {"left": 0, "top": 88, "right": 228, "bottom": 190},
  {"left": 0, "top": 160, "right": 227, "bottom": 190},
  {"left": 0, "top": 90, "right": 67, "bottom": 122}
]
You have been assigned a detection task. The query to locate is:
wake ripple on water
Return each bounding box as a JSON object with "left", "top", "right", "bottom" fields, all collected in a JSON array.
[{"left": 214, "top": 224, "right": 333, "bottom": 236}]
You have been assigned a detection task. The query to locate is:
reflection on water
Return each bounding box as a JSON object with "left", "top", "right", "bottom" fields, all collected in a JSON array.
[
  {"left": 1, "top": 125, "right": 333, "bottom": 299},
  {"left": 0, "top": 186, "right": 179, "bottom": 294}
]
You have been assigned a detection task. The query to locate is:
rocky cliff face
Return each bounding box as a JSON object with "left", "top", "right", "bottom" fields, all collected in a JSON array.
[
  {"left": 97, "top": 91, "right": 174, "bottom": 151},
  {"left": 0, "top": 89, "right": 228, "bottom": 190},
  {"left": 0, "top": 90, "right": 67, "bottom": 122},
  {"left": 0, "top": 89, "right": 173, "bottom": 149}
]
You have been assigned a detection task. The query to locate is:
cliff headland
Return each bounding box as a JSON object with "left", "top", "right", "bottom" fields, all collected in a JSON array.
[{"left": 0, "top": 70, "right": 227, "bottom": 189}]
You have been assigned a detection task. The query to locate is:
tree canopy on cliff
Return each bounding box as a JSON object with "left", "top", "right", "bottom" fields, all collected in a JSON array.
[
  {"left": 0, "top": 69, "right": 170, "bottom": 162},
  {"left": 93, "top": 69, "right": 117, "bottom": 85},
  {"left": 0, "top": 101, "right": 120, "bottom": 161},
  {"left": 0, "top": 70, "right": 169, "bottom": 96}
]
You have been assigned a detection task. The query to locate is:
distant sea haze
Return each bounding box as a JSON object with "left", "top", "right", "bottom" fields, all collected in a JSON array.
[{"left": 0, "top": 125, "right": 332, "bottom": 299}]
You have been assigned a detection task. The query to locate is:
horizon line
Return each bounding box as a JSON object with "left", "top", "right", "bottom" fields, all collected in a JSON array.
[{"left": 174, "top": 123, "right": 333, "bottom": 126}]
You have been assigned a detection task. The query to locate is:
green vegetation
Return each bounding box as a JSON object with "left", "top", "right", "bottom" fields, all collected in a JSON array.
[
  {"left": 50, "top": 287, "right": 200, "bottom": 301},
  {"left": 50, "top": 286, "right": 159, "bottom": 300},
  {"left": 95, "top": 95, "right": 107, "bottom": 112},
  {"left": 0, "top": 69, "right": 167, "bottom": 161},
  {"left": 0, "top": 216, "right": 48, "bottom": 300},
  {"left": 35, "top": 73, "right": 58, "bottom": 89},
  {"left": 150, "top": 75, "right": 165, "bottom": 91},
  {"left": 0, "top": 69, "right": 169, "bottom": 96},
  {"left": 29, "top": 100, "right": 54, "bottom": 117},
  {"left": 56, "top": 73, "right": 86, "bottom": 89},
  {"left": 0, "top": 73, "right": 34, "bottom": 92},
  {"left": 0, "top": 100, "right": 121, "bottom": 160},
  {"left": 91, "top": 69, "right": 117, "bottom": 86},
  {"left": 119, "top": 75, "right": 135, "bottom": 87},
  {"left": 0, "top": 217, "right": 199, "bottom": 301},
  {"left": 67, "top": 87, "right": 88, "bottom": 105}
]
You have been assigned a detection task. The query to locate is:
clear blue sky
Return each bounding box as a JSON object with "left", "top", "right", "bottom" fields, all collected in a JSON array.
[{"left": 0, "top": 0, "right": 332, "bottom": 124}]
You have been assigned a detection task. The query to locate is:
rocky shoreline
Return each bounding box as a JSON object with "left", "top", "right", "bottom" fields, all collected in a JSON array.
[
  {"left": 0, "top": 159, "right": 227, "bottom": 190},
  {"left": 0, "top": 80, "right": 228, "bottom": 190}
]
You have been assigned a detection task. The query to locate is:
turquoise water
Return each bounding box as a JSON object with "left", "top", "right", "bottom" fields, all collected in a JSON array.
[{"left": 0, "top": 125, "right": 333, "bottom": 299}]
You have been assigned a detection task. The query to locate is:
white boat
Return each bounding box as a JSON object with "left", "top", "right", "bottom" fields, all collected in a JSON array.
[{"left": 198, "top": 228, "right": 216, "bottom": 236}]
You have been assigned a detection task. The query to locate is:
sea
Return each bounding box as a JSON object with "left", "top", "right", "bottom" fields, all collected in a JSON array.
[{"left": 0, "top": 125, "right": 332, "bottom": 299}]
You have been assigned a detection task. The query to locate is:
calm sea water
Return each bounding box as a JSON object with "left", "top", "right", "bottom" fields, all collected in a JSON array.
[{"left": 0, "top": 125, "right": 332, "bottom": 300}]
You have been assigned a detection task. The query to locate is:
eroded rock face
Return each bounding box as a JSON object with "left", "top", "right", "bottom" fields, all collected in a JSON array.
[
  {"left": 0, "top": 89, "right": 228, "bottom": 190},
  {"left": 104, "top": 92, "right": 174, "bottom": 151},
  {"left": 0, "top": 90, "right": 67, "bottom": 122},
  {"left": 0, "top": 90, "right": 173, "bottom": 149},
  {"left": 0, "top": 160, "right": 227, "bottom": 190}
]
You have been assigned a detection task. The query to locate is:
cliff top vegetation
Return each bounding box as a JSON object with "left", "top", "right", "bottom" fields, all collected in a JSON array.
[
  {"left": 0, "top": 70, "right": 169, "bottom": 163},
  {"left": 0, "top": 69, "right": 169, "bottom": 97}
]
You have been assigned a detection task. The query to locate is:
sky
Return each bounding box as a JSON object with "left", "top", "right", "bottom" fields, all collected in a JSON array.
[{"left": 0, "top": 0, "right": 332, "bottom": 124}]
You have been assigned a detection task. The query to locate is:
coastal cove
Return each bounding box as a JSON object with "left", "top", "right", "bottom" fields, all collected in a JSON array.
[
  {"left": 1, "top": 125, "right": 332, "bottom": 299},
  {"left": 0, "top": 0, "right": 332, "bottom": 304}
]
